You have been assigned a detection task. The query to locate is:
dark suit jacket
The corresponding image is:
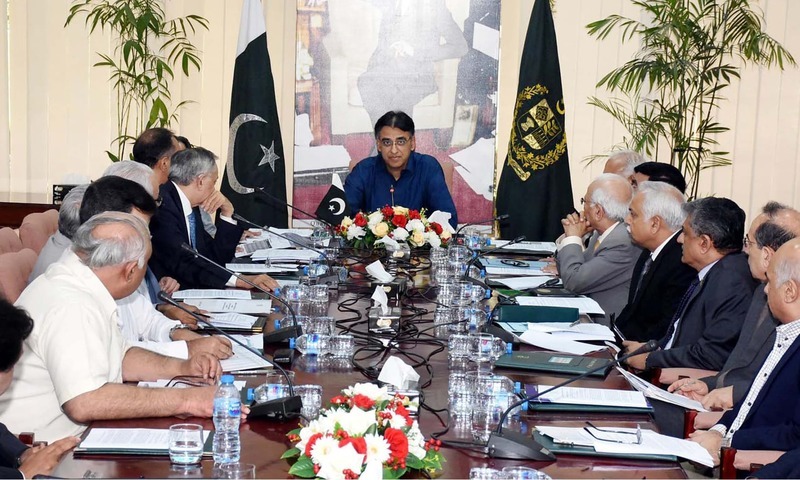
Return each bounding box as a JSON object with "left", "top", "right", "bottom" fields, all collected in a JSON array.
[
  {"left": 149, "top": 182, "right": 244, "bottom": 289},
  {"left": 556, "top": 225, "right": 643, "bottom": 322},
  {"left": 646, "top": 252, "right": 757, "bottom": 370},
  {"left": 754, "top": 448, "right": 800, "bottom": 478},
  {"left": 719, "top": 334, "right": 800, "bottom": 451},
  {"left": 700, "top": 286, "right": 778, "bottom": 405},
  {"left": 617, "top": 233, "right": 696, "bottom": 341},
  {"left": 0, "top": 423, "right": 26, "bottom": 479}
]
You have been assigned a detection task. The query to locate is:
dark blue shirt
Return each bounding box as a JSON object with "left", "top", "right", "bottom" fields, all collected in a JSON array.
[{"left": 344, "top": 151, "right": 458, "bottom": 227}]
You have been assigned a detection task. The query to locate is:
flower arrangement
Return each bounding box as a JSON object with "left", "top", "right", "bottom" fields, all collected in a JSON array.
[
  {"left": 335, "top": 206, "right": 451, "bottom": 250},
  {"left": 283, "top": 383, "right": 445, "bottom": 479}
]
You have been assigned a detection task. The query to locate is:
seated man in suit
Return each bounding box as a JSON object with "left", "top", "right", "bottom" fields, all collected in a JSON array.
[
  {"left": 617, "top": 181, "right": 696, "bottom": 341},
  {"left": 344, "top": 111, "right": 457, "bottom": 228},
  {"left": 669, "top": 202, "right": 800, "bottom": 410},
  {"left": 149, "top": 147, "right": 278, "bottom": 290},
  {"left": 132, "top": 127, "right": 185, "bottom": 186},
  {"left": 549, "top": 174, "right": 642, "bottom": 322},
  {"left": 0, "top": 299, "right": 80, "bottom": 479},
  {"left": 624, "top": 197, "right": 758, "bottom": 371},
  {"left": 28, "top": 184, "right": 88, "bottom": 282},
  {"left": 0, "top": 212, "right": 229, "bottom": 442},
  {"left": 629, "top": 161, "right": 687, "bottom": 193},
  {"left": 690, "top": 237, "right": 800, "bottom": 464}
]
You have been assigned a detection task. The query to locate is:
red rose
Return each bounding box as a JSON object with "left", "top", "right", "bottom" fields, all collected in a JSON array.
[
  {"left": 304, "top": 432, "right": 324, "bottom": 457},
  {"left": 392, "top": 214, "right": 408, "bottom": 228},
  {"left": 430, "top": 222, "right": 443, "bottom": 235},
  {"left": 409, "top": 210, "right": 421, "bottom": 220},
  {"left": 351, "top": 394, "right": 375, "bottom": 410},
  {"left": 354, "top": 213, "right": 368, "bottom": 227},
  {"left": 331, "top": 395, "right": 349, "bottom": 405},
  {"left": 381, "top": 206, "right": 395, "bottom": 219},
  {"left": 392, "top": 403, "right": 413, "bottom": 426},
  {"left": 339, "top": 436, "right": 367, "bottom": 456},
  {"left": 383, "top": 428, "right": 409, "bottom": 462}
]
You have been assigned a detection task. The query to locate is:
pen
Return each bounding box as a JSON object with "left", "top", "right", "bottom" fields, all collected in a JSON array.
[{"left": 235, "top": 369, "right": 272, "bottom": 376}]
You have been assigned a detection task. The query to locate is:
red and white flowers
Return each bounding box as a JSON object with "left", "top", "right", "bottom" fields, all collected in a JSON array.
[
  {"left": 336, "top": 206, "right": 451, "bottom": 250},
  {"left": 283, "top": 383, "right": 444, "bottom": 479}
]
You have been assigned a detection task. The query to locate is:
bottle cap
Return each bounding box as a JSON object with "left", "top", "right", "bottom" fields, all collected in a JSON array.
[{"left": 220, "top": 374, "right": 235, "bottom": 384}]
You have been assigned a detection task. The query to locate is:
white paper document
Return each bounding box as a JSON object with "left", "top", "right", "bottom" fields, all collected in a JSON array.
[
  {"left": 536, "top": 426, "right": 713, "bottom": 466},
  {"left": 138, "top": 378, "right": 246, "bottom": 390},
  {"left": 79, "top": 428, "right": 210, "bottom": 451},
  {"left": 208, "top": 312, "right": 259, "bottom": 328},
  {"left": 482, "top": 259, "right": 549, "bottom": 276},
  {"left": 491, "top": 240, "right": 557, "bottom": 254},
  {"left": 519, "top": 329, "right": 607, "bottom": 355},
  {"left": 516, "top": 296, "right": 606, "bottom": 315},
  {"left": 527, "top": 322, "right": 615, "bottom": 342},
  {"left": 531, "top": 385, "right": 649, "bottom": 409},
  {"left": 492, "top": 276, "right": 554, "bottom": 290},
  {"left": 183, "top": 299, "right": 272, "bottom": 314},
  {"left": 251, "top": 248, "right": 320, "bottom": 262},
  {"left": 220, "top": 343, "right": 272, "bottom": 372},
  {"left": 172, "top": 289, "right": 251, "bottom": 300},
  {"left": 617, "top": 367, "right": 708, "bottom": 412},
  {"left": 226, "top": 263, "right": 298, "bottom": 274}
]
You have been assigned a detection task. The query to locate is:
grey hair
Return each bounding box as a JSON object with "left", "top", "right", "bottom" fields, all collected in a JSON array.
[
  {"left": 774, "top": 249, "right": 800, "bottom": 287},
  {"left": 58, "top": 184, "right": 89, "bottom": 239},
  {"left": 755, "top": 202, "right": 799, "bottom": 251},
  {"left": 637, "top": 181, "right": 686, "bottom": 231},
  {"left": 169, "top": 147, "right": 217, "bottom": 185},
  {"left": 607, "top": 150, "right": 646, "bottom": 177},
  {"left": 71, "top": 211, "right": 150, "bottom": 269},
  {"left": 590, "top": 173, "right": 633, "bottom": 222},
  {"left": 103, "top": 160, "right": 155, "bottom": 197}
]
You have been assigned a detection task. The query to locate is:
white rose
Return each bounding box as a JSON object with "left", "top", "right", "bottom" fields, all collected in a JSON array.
[
  {"left": 392, "top": 206, "right": 409, "bottom": 216},
  {"left": 392, "top": 227, "right": 409, "bottom": 242},
  {"left": 406, "top": 219, "right": 425, "bottom": 233},
  {"left": 344, "top": 383, "right": 390, "bottom": 402},
  {"left": 410, "top": 230, "right": 425, "bottom": 246},
  {"left": 340, "top": 216, "right": 353, "bottom": 228},
  {"left": 425, "top": 231, "right": 441, "bottom": 248},
  {"left": 371, "top": 221, "right": 390, "bottom": 238},
  {"left": 346, "top": 225, "right": 366, "bottom": 240},
  {"left": 367, "top": 210, "right": 384, "bottom": 228}
]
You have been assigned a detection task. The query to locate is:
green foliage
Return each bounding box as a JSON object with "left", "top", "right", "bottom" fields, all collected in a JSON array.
[
  {"left": 65, "top": 0, "right": 208, "bottom": 161},
  {"left": 287, "top": 455, "right": 316, "bottom": 478},
  {"left": 586, "top": 0, "right": 794, "bottom": 198},
  {"left": 383, "top": 466, "right": 407, "bottom": 479},
  {"left": 280, "top": 447, "right": 301, "bottom": 460}
]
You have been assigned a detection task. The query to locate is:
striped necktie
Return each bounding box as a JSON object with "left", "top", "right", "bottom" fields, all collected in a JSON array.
[
  {"left": 661, "top": 276, "right": 701, "bottom": 348},
  {"left": 188, "top": 210, "right": 197, "bottom": 248}
]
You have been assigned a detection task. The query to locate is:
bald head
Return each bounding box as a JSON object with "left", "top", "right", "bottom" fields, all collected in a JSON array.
[
  {"left": 747, "top": 202, "right": 800, "bottom": 281},
  {"left": 584, "top": 173, "right": 633, "bottom": 232},
  {"left": 603, "top": 150, "right": 644, "bottom": 178},
  {"left": 766, "top": 237, "right": 800, "bottom": 324}
]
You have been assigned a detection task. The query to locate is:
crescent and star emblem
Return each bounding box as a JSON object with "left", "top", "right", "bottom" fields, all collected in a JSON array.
[
  {"left": 328, "top": 198, "right": 346, "bottom": 215},
  {"left": 226, "top": 113, "right": 281, "bottom": 195}
]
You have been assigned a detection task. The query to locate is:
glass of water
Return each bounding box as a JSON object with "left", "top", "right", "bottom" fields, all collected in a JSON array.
[
  {"left": 168, "top": 423, "right": 204, "bottom": 466},
  {"left": 295, "top": 384, "right": 324, "bottom": 419},
  {"left": 215, "top": 462, "right": 256, "bottom": 479}
]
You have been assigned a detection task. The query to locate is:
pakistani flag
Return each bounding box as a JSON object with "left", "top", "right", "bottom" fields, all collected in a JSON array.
[
  {"left": 221, "top": 0, "right": 288, "bottom": 228},
  {"left": 494, "top": 0, "right": 573, "bottom": 241}
]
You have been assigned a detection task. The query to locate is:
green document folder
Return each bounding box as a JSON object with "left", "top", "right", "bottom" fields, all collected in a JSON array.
[
  {"left": 533, "top": 431, "right": 677, "bottom": 462},
  {"left": 495, "top": 351, "right": 612, "bottom": 378},
  {"left": 493, "top": 304, "right": 579, "bottom": 323}
]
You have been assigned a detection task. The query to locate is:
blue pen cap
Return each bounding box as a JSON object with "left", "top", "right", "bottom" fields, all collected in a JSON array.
[
  {"left": 514, "top": 381, "right": 522, "bottom": 394},
  {"left": 274, "top": 319, "right": 281, "bottom": 329}
]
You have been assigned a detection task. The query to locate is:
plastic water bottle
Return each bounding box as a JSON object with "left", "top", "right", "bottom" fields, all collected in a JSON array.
[{"left": 212, "top": 374, "right": 241, "bottom": 464}]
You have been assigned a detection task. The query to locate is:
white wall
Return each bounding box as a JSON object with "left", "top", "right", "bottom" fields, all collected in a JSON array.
[{"left": 2, "top": 0, "right": 798, "bottom": 222}]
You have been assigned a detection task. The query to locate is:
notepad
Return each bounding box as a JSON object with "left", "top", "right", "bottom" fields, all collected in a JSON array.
[
  {"left": 173, "top": 289, "right": 251, "bottom": 300},
  {"left": 75, "top": 428, "right": 211, "bottom": 456}
]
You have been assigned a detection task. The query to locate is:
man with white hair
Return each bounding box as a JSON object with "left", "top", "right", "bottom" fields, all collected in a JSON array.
[
  {"left": 149, "top": 147, "right": 278, "bottom": 290},
  {"left": 553, "top": 173, "right": 642, "bottom": 322},
  {"left": 0, "top": 212, "right": 225, "bottom": 442},
  {"left": 28, "top": 184, "right": 88, "bottom": 282},
  {"left": 603, "top": 149, "right": 645, "bottom": 181},
  {"left": 616, "top": 181, "right": 696, "bottom": 341},
  {"left": 103, "top": 160, "right": 159, "bottom": 198}
]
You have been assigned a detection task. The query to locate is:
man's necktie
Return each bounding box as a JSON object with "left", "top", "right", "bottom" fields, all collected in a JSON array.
[
  {"left": 633, "top": 256, "right": 653, "bottom": 299},
  {"left": 661, "top": 276, "right": 701, "bottom": 348},
  {"left": 188, "top": 210, "right": 197, "bottom": 248}
]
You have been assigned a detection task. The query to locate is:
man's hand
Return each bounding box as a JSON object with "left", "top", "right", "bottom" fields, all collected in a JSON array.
[
  {"left": 236, "top": 274, "right": 279, "bottom": 291},
  {"left": 201, "top": 191, "right": 234, "bottom": 218},
  {"left": 180, "top": 352, "right": 222, "bottom": 382},
  {"left": 180, "top": 387, "right": 251, "bottom": 420},
  {"left": 667, "top": 378, "right": 710, "bottom": 400},
  {"left": 702, "top": 386, "right": 734, "bottom": 411},
  {"left": 561, "top": 212, "right": 592, "bottom": 239},
  {"left": 241, "top": 229, "right": 260, "bottom": 241},
  {"left": 159, "top": 276, "right": 180, "bottom": 294},
  {"left": 187, "top": 336, "right": 233, "bottom": 360},
  {"left": 159, "top": 303, "right": 211, "bottom": 328},
  {"left": 622, "top": 340, "right": 649, "bottom": 370},
  {"left": 18, "top": 436, "right": 81, "bottom": 479},
  {"left": 689, "top": 429, "right": 723, "bottom": 466}
]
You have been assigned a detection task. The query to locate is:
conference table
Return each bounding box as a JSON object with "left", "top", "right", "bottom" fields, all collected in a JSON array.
[{"left": 53, "top": 251, "right": 689, "bottom": 479}]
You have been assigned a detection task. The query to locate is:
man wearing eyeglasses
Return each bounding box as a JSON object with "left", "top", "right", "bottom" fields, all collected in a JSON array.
[{"left": 344, "top": 111, "right": 458, "bottom": 228}]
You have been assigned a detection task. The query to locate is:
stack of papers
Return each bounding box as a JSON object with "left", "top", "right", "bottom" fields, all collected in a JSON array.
[
  {"left": 251, "top": 248, "right": 321, "bottom": 263},
  {"left": 76, "top": 428, "right": 210, "bottom": 456},
  {"left": 528, "top": 322, "right": 615, "bottom": 342},
  {"left": 616, "top": 367, "right": 708, "bottom": 412},
  {"left": 536, "top": 426, "right": 713, "bottom": 466},
  {"left": 491, "top": 240, "right": 557, "bottom": 254},
  {"left": 516, "top": 296, "right": 605, "bottom": 315},
  {"left": 482, "top": 258, "right": 549, "bottom": 276},
  {"left": 208, "top": 312, "right": 259, "bottom": 329},
  {"left": 491, "top": 276, "right": 556, "bottom": 290},
  {"left": 226, "top": 263, "right": 299, "bottom": 274},
  {"left": 183, "top": 298, "right": 272, "bottom": 314},
  {"left": 519, "top": 329, "right": 607, "bottom": 355},
  {"left": 528, "top": 385, "right": 649, "bottom": 409},
  {"left": 220, "top": 343, "right": 272, "bottom": 372},
  {"left": 173, "top": 289, "right": 251, "bottom": 300}
]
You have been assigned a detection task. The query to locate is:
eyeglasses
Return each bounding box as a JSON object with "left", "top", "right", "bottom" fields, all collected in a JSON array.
[
  {"left": 743, "top": 236, "right": 753, "bottom": 248},
  {"left": 379, "top": 137, "right": 411, "bottom": 148},
  {"left": 580, "top": 197, "right": 593, "bottom": 206},
  {"left": 583, "top": 422, "right": 642, "bottom": 445},
  {"left": 501, "top": 259, "right": 528, "bottom": 268}
]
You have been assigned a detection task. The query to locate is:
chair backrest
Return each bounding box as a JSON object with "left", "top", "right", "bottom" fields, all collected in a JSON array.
[
  {"left": 19, "top": 210, "right": 59, "bottom": 254},
  {"left": 0, "top": 227, "right": 23, "bottom": 254},
  {"left": 0, "top": 248, "right": 37, "bottom": 303}
]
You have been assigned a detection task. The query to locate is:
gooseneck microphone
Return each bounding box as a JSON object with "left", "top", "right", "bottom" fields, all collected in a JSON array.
[
  {"left": 461, "top": 235, "right": 527, "bottom": 283},
  {"left": 157, "top": 292, "right": 302, "bottom": 421},
  {"left": 179, "top": 243, "right": 301, "bottom": 344},
  {"left": 486, "top": 340, "right": 661, "bottom": 460},
  {"left": 255, "top": 187, "right": 335, "bottom": 228},
  {"left": 454, "top": 214, "right": 510, "bottom": 238}
]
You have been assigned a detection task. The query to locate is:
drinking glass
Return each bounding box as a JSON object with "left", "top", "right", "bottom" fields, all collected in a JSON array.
[
  {"left": 329, "top": 334, "right": 355, "bottom": 358},
  {"left": 501, "top": 467, "right": 552, "bottom": 480},
  {"left": 216, "top": 463, "right": 256, "bottom": 479},
  {"left": 469, "top": 467, "right": 507, "bottom": 479},
  {"left": 306, "top": 316, "right": 335, "bottom": 336},
  {"left": 253, "top": 371, "right": 295, "bottom": 402},
  {"left": 168, "top": 423, "right": 203, "bottom": 465},
  {"left": 295, "top": 384, "right": 323, "bottom": 419}
]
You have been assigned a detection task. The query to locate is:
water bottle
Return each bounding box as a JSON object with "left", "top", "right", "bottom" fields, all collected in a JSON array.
[{"left": 212, "top": 374, "right": 241, "bottom": 464}]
